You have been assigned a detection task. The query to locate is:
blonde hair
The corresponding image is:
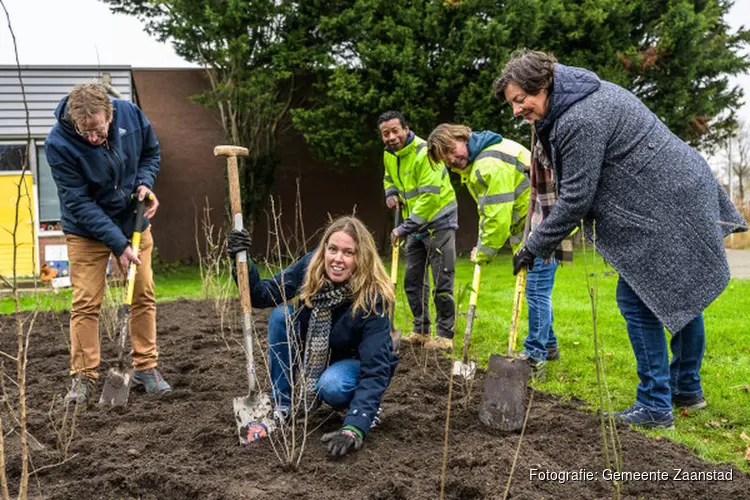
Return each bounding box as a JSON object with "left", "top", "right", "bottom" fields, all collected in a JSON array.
[
  {"left": 300, "top": 216, "right": 394, "bottom": 317},
  {"left": 68, "top": 83, "right": 113, "bottom": 124},
  {"left": 427, "top": 123, "right": 472, "bottom": 165}
]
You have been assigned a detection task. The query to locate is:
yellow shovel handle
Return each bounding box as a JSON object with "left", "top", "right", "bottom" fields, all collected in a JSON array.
[
  {"left": 390, "top": 243, "right": 399, "bottom": 285},
  {"left": 461, "top": 263, "right": 482, "bottom": 364},
  {"left": 509, "top": 268, "right": 527, "bottom": 356},
  {"left": 390, "top": 207, "right": 400, "bottom": 286},
  {"left": 124, "top": 198, "right": 146, "bottom": 306},
  {"left": 469, "top": 263, "right": 481, "bottom": 307}
]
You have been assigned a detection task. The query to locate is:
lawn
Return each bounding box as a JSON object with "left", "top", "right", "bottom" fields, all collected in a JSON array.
[
  {"left": 0, "top": 265, "right": 209, "bottom": 315},
  {"left": 1, "top": 250, "right": 748, "bottom": 470},
  {"left": 391, "top": 250, "right": 750, "bottom": 472}
]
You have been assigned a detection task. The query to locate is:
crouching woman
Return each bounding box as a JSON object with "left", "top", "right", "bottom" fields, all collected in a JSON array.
[{"left": 228, "top": 216, "right": 397, "bottom": 457}]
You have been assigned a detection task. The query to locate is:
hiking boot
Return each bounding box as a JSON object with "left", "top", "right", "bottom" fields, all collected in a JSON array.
[
  {"left": 273, "top": 406, "right": 291, "bottom": 425},
  {"left": 132, "top": 368, "right": 172, "bottom": 395},
  {"left": 64, "top": 375, "right": 95, "bottom": 405},
  {"left": 402, "top": 332, "right": 430, "bottom": 346},
  {"left": 546, "top": 345, "right": 560, "bottom": 361},
  {"left": 424, "top": 336, "right": 453, "bottom": 352},
  {"left": 672, "top": 393, "right": 707, "bottom": 411},
  {"left": 516, "top": 351, "right": 546, "bottom": 381},
  {"left": 613, "top": 405, "right": 674, "bottom": 429},
  {"left": 370, "top": 407, "right": 383, "bottom": 430}
]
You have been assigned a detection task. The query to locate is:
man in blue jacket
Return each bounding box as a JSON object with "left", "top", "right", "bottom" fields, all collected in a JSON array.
[{"left": 45, "top": 83, "right": 171, "bottom": 404}]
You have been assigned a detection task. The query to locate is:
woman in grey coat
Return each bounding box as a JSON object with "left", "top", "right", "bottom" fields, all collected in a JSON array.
[{"left": 494, "top": 49, "right": 747, "bottom": 429}]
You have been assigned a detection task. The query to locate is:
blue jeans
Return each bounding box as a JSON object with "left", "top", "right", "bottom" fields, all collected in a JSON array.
[
  {"left": 522, "top": 257, "right": 559, "bottom": 362},
  {"left": 616, "top": 277, "right": 705, "bottom": 412},
  {"left": 268, "top": 305, "right": 360, "bottom": 410}
]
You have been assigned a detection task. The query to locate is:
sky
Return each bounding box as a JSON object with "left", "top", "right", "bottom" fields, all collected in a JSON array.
[
  {"left": 0, "top": 0, "right": 195, "bottom": 68},
  {"left": 0, "top": 0, "right": 749, "bottom": 129}
]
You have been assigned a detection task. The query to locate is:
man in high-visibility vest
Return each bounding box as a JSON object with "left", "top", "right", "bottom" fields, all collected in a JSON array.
[
  {"left": 427, "top": 123, "right": 560, "bottom": 378},
  {"left": 379, "top": 111, "right": 458, "bottom": 351}
]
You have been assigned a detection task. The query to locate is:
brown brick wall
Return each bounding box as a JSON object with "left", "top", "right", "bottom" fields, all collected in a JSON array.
[
  {"left": 132, "top": 69, "right": 227, "bottom": 263},
  {"left": 253, "top": 129, "right": 481, "bottom": 258},
  {"left": 132, "top": 69, "right": 481, "bottom": 262}
]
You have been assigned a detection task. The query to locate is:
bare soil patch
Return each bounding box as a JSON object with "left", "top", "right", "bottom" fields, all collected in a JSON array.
[{"left": 2, "top": 299, "right": 747, "bottom": 499}]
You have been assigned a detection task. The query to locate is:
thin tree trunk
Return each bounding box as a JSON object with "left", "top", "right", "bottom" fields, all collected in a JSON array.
[{"left": 0, "top": 418, "right": 10, "bottom": 500}]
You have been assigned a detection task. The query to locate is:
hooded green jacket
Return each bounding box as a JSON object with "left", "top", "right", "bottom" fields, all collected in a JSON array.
[
  {"left": 455, "top": 132, "right": 530, "bottom": 263},
  {"left": 383, "top": 134, "right": 458, "bottom": 236}
]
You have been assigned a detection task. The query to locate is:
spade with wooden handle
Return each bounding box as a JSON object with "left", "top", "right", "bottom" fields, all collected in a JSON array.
[
  {"left": 214, "top": 145, "right": 275, "bottom": 445},
  {"left": 478, "top": 268, "right": 530, "bottom": 432},
  {"left": 389, "top": 208, "right": 402, "bottom": 353}
]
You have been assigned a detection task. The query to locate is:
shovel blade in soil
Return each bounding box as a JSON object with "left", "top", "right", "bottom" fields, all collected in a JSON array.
[
  {"left": 99, "top": 367, "right": 134, "bottom": 407},
  {"left": 452, "top": 359, "right": 477, "bottom": 380},
  {"left": 234, "top": 393, "right": 275, "bottom": 445},
  {"left": 479, "top": 354, "right": 529, "bottom": 431}
]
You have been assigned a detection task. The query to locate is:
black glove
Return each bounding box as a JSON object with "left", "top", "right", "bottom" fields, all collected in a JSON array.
[
  {"left": 321, "top": 426, "right": 363, "bottom": 457},
  {"left": 512, "top": 246, "right": 536, "bottom": 275},
  {"left": 227, "top": 228, "right": 251, "bottom": 260}
]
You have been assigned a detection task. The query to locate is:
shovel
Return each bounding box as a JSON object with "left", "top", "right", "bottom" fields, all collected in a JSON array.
[
  {"left": 389, "top": 207, "right": 402, "bottom": 353},
  {"left": 99, "top": 198, "right": 145, "bottom": 406},
  {"left": 214, "top": 145, "right": 274, "bottom": 445},
  {"left": 478, "top": 268, "right": 529, "bottom": 431},
  {"left": 452, "top": 263, "right": 481, "bottom": 380}
]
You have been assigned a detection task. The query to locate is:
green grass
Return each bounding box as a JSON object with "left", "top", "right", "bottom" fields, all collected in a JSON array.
[
  {"left": 390, "top": 250, "right": 750, "bottom": 472},
  {"left": 0, "top": 265, "right": 209, "bottom": 315},
  {"left": 2, "top": 252, "right": 748, "bottom": 470}
]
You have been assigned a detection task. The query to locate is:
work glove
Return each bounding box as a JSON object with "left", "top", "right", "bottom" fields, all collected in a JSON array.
[
  {"left": 227, "top": 228, "right": 251, "bottom": 260},
  {"left": 512, "top": 246, "right": 535, "bottom": 275},
  {"left": 321, "top": 425, "right": 364, "bottom": 457}
]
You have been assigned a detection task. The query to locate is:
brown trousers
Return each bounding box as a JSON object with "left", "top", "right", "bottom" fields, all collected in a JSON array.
[{"left": 66, "top": 227, "right": 157, "bottom": 379}]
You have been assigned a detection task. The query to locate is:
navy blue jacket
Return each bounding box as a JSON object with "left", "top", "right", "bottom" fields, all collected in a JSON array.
[
  {"left": 44, "top": 97, "right": 160, "bottom": 256},
  {"left": 248, "top": 252, "right": 398, "bottom": 435}
]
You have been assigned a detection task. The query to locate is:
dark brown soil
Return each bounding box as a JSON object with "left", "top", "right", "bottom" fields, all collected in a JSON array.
[{"left": 1, "top": 299, "right": 748, "bottom": 500}]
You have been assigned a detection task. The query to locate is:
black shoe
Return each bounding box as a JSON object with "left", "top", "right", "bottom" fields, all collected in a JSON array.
[
  {"left": 613, "top": 405, "right": 674, "bottom": 429},
  {"left": 672, "top": 393, "right": 707, "bottom": 411},
  {"left": 516, "top": 352, "right": 546, "bottom": 381},
  {"left": 546, "top": 345, "right": 560, "bottom": 361}
]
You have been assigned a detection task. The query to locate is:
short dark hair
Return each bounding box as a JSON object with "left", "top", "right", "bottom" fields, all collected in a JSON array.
[
  {"left": 377, "top": 110, "right": 407, "bottom": 129},
  {"left": 493, "top": 49, "right": 557, "bottom": 100}
]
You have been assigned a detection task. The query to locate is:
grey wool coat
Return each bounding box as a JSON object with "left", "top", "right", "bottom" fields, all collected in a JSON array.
[{"left": 528, "top": 64, "right": 748, "bottom": 333}]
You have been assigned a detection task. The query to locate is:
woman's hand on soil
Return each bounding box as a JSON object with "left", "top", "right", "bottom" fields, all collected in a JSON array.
[{"left": 321, "top": 426, "right": 363, "bottom": 457}]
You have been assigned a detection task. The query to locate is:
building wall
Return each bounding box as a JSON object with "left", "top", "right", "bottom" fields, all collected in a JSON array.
[
  {"left": 0, "top": 174, "right": 35, "bottom": 276},
  {"left": 133, "top": 68, "right": 483, "bottom": 262},
  {"left": 132, "top": 69, "right": 227, "bottom": 263},
  {"left": 0, "top": 66, "right": 132, "bottom": 139},
  {"left": 252, "top": 131, "right": 481, "bottom": 259},
  {"left": 0, "top": 66, "right": 133, "bottom": 277}
]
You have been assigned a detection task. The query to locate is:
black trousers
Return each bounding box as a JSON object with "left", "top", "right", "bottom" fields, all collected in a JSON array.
[{"left": 403, "top": 228, "right": 456, "bottom": 339}]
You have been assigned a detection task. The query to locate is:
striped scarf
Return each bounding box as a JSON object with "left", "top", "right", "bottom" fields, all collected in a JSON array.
[
  {"left": 302, "top": 283, "right": 351, "bottom": 409},
  {"left": 528, "top": 131, "right": 574, "bottom": 263}
]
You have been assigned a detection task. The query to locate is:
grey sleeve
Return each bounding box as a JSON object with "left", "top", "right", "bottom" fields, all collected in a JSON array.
[{"left": 526, "top": 115, "right": 608, "bottom": 257}]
